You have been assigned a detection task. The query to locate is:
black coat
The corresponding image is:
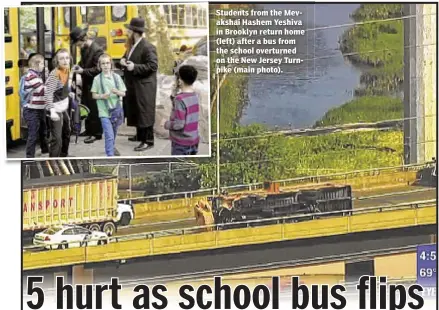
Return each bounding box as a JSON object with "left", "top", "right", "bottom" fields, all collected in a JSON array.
[
  {"left": 78, "top": 41, "right": 104, "bottom": 136},
  {"left": 123, "top": 38, "right": 158, "bottom": 128}
]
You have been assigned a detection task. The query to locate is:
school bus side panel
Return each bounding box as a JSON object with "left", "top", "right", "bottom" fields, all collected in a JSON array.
[
  {"left": 107, "top": 5, "right": 137, "bottom": 60},
  {"left": 22, "top": 178, "right": 118, "bottom": 231},
  {"left": 5, "top": 8, "right": 20, "bottom": 142},
  {"left": 53, "top": 7, "right": 72, "bottom": 51}
]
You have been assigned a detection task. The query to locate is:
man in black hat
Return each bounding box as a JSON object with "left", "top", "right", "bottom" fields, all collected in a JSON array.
[
  {"left": 70, "top": 26, "right": 104, "bottom": 144},
  {"left": 121, "top": 17, "right": 158, "bottom": 151}
]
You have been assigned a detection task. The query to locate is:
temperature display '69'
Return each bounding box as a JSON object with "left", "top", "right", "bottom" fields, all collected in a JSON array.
[{"left": 417, "top": 244, "right": 437, "bottom": 287}]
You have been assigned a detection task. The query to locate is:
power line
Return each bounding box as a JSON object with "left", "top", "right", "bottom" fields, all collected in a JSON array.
[
  {"left": 213, "top": 42, "right": 436, "bottom": 73},
  {"left": 208, "top": 12, "right": 437, "bottom": 39}
]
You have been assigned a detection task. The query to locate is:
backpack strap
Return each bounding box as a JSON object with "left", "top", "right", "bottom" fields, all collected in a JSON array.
[
  {"left": 99, "top": 73, "right": 111, "bottom": 112},
  {"left": 112, "top": 73, "right": 122, "bottom": 108}
]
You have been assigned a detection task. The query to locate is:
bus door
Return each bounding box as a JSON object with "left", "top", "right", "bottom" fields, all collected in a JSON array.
[
  {"left": 53, "top": 7, "right": 73, "bottom": 52},
  {"left": 5, "top": 8, "right": 20, "bottom": 143},
  {"left": 80, "top": 5, "right": 130, "bottom": 62},
  {"left": 17, "top": 7, "right": 55, "bottom": 134}
]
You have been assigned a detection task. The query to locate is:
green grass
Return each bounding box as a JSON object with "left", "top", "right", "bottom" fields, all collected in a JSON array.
[
  {"left": 315, "top": 96, "right": 403, "bottom": 127},
  {"left": 340, "top": 4, "right": 404, "bottom": 93},
  {"left": 344, "top": 22, "right": 403, "bottom": 65},
  {"left": 350, "top": 4, "right": 403, "bottom": 22},
  {"left": 195, "top": 125, "right": 404, "bottom": 188}
]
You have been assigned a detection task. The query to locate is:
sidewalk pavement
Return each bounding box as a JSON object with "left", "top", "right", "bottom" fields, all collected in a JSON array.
[{"left": 7, "top": 123, "right": 210, "bottom": 159}]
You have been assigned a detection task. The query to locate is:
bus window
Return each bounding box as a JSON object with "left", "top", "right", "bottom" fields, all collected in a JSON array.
[
  {"left": 171, "top": 5, "right": 177, "bottom": 26},
  {"left": 198, "top": 8, "right": 206, "bottom": 27},
  {"left": 192, "top": 7, "right": 198, "bottom": 27},
  {"left": 86, "top": 6, "right": 105, "bottom": 25},
  {"left": 19, "top": 7, "right": 37, "bottom": 60},
  {"left": 178, "top": 5, "right": 184, "bottom": 25},
  {"left": 4, "top": 8, "right": 10, "bottom": 34},
  {"left": 63, "top": 7, "right": 70, "bottom": 27},
  {"left": 43, "top": 7, "right": 54, "bottom": 60},
  {"left": 111, "top": 6, "right": 127, "bottom": 22},
  {"left": 164, "top": 6, "right": 171, "bottom": 25},
  {"left": 185, "top": 5, "right": 192, "bottom": 26}
]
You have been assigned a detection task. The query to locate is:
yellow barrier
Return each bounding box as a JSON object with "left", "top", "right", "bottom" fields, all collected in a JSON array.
[
  {"left": 217, "top": 225, "right": 283, "bottom": 247},
  {"left": 350, "top": 209, "right": 416, "bottom": 233},
  {"left": 284, "top": 217, "right": 348, "bottom": 239},
  {"left": 86, "top": 240, "right": 153, "bottom": 262},
  {"left": 374, "top": 252, "right": 417, "bottom": 278},
  {"left": 417, "top": 207, "right": 437, "bottom": 225},
  {"left": 133, "top": 196, "right": 208, "bottom": 222},
  {"left": 23, "top": 248, "right": 85, "bottom": 269},
  {"left": 23, "top": 206, "right": 437, "bottom": 270}
]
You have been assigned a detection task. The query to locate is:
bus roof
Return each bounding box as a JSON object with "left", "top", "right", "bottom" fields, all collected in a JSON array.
[{"left": 23, "top": 173, "right": 117, "bottom": 189}]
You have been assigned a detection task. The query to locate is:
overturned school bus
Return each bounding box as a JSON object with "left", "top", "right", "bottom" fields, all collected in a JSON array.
[{"left": 195, "top": 182, "right": 353, "bottom": 230}]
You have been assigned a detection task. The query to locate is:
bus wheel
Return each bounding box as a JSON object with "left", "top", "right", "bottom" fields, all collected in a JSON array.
[{"left": 102, "top": 222, "right": 116, "bottom": 237}]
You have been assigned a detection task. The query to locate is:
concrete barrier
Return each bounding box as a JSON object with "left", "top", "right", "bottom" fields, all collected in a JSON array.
[{"left": 133, "top": 196, "right": 204, "bottom": 222}]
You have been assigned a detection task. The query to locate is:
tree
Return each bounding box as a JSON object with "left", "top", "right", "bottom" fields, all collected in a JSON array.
[{"left": 138, "top": 5, "right": 175, "bottom": 75}]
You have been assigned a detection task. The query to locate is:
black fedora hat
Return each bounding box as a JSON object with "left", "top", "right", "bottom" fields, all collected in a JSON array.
[
  {"left": 70, "top": 26, "right": 88, "bottom": 44},
  {"left": 124, "top": 17, "right": 147, "bottom": 33}
]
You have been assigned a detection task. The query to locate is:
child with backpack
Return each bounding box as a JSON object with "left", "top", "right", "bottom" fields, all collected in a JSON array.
[
  {"left": 91, "top": 53, "right": 126, "bottom": 156},
  {"left": 20, "top": 53, "right": 49, "bottom": 158}
]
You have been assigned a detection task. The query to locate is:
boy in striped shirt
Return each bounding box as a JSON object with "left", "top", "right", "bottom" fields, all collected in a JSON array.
[
  {"left": 164, "top": 65, "right": 200, "bottom": 156},
  {"left": 22, "top": 53, "right": 48, "bottom": 158}
]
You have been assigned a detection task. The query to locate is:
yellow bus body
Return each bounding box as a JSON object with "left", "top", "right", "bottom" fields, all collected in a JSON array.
[{"left": 5, "top": 8, "right": 21, "bottom": 142}]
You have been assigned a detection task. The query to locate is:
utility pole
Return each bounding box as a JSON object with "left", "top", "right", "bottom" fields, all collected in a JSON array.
[
  {"left": 216, "top": 73, "right": 221, "bottom": 194},
  {"left": 403, "top": 3, "right": 437, "bottom": 164},
  {"left": 403, "top": 3, "right": 419, "bottom": 165}
]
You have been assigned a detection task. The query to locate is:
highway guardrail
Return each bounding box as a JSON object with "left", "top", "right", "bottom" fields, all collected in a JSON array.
[{"left": 118, "top": 162, "right": 432, "bottom": 203}]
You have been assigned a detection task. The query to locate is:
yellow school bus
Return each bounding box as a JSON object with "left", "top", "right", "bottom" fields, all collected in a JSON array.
[
  {"left": 5, "top": 8, "right": 21, "bottom": 143},
  {"left": 55, "top": 5, "right": 139, "bottom": 61},
  {"left": 5, "top": 6, "right": 139, "bottom": 143}
]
